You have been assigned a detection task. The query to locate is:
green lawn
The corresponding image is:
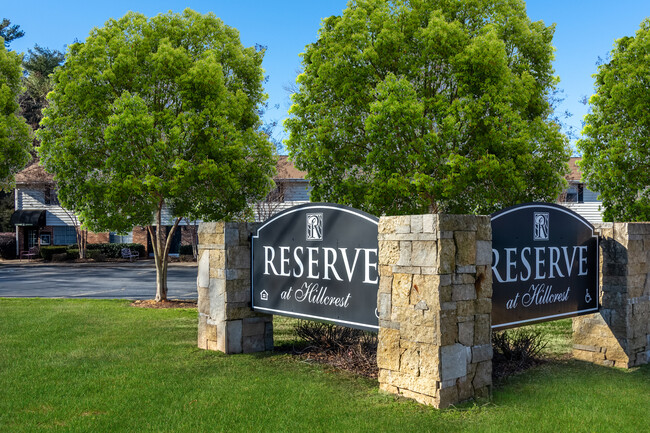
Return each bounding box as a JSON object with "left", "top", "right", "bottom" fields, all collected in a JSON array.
[{"left": 1, "top": 299, "right": 648, "bottom": 432}]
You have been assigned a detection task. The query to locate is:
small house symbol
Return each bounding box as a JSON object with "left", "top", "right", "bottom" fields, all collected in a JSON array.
[{"left": 260, "top": 290, "right": 269, "bottom": 301}]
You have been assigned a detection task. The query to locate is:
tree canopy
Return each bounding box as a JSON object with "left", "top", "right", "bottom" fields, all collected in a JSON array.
[
  {"left": 285, "top": 0, "right": 569, "bottom": 216},
  {"left": 20, "top": 45, "right": 65, "bottom": 129},
  {"left": 577, "top": 18, "right": 650, "bottom": 222},
  {"left": 0, "top": 39, "right": 31, "bottom": 190},
  {"left": 0, "top": 19, "right": 24, "bottom": 48},
  {"left": 38, "top": 9, "right": 276, "bottom": 300}
]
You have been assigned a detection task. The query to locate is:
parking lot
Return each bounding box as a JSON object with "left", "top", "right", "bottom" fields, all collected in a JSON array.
[{"left": 0, "top": 261, "right": 198, "bottom": 299}]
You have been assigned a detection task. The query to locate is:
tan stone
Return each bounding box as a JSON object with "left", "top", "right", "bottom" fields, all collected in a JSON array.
[
  {"left": 454, "top": 231, "right": 476, "bottom": 266},
  {"left": 458, "top": 321, "right": 474, "bottom": 346},
  {"left": 392, "top": 273, "right": 413, "bottom": 307},
  {"left": 411, "top": 274, "right": 440, "bottom": 307},
  {"left": 379, "top": 241, "right": 401, "bottom": 266},
  {"left": 474, "top": 314, "right": 491, "bottom": 345},
  {"left": 411, "top": 240, "right": 437, "bottom": 267},
  {"left": 438, "top": 238, "right": 456, "bottom": 274},
  {"left": 401, "top": 323, "right": 436, "bottom": 344},
  {"left": 378, "top": 328, "right": 401, "bottom": 371},
  {"left": 400, "top": 347, "right": 421, "bottom": 375}
]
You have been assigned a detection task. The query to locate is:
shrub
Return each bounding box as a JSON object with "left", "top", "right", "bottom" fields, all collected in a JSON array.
[
  {"left": 86, "top": 249, "right": 105, "bottom": 261},
  {"left": 52, "top": 252, "right": 68, "bottom": 262},
  {"left": 66, "top": 249, "right": 79, "bottom": 260},
  {"left": 293, "top": 321, "right": 378, "bottom": 377},
  {"left": 40, "top": 246, "right": 68, "bottom": 261},
  {"left": 492, "top": 328, "right": 547, "bottom": 380},
  {"left": 86, "top": 243, "right": 145, "bottom": 258},
  {"left": 0, "top": 234, "right": 16, "bottom": 259}
]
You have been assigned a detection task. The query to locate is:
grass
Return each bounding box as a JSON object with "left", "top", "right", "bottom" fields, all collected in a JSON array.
[{"left": 1, "top": 299, "right": 648, "bottom": 432}]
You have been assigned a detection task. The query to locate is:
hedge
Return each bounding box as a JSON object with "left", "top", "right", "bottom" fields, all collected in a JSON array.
[
  {"left": 40, "top": 246, "right": 68, "bottom": 261},
  {"left": 86, "top": 243, "right": 146, "bottom": 259},
  {"left": 0, "top": 234, "right": 16, "bottom": 259}
]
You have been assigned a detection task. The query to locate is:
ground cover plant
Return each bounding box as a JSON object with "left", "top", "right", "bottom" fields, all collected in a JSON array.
[{"left": 1, "top": 298, "right": 648, "bottom": 432}]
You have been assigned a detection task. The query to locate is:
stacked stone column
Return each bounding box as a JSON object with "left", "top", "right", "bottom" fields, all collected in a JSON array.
[
  {"left": 573, "top": 223, "right": 650, "bottom": 367},
  {"left": 197, "top": 222, "right": 273, "bottom": 354},
  {"left": 377, "top": 214, "right": 492, "bottom": 408}
]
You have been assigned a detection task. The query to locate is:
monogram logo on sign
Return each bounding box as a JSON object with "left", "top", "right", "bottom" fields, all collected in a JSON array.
[
  {"left": 534, "top": 212, "right": 549, "bottom": 241},
  {"left": 306, "top": 213, "right": 323, "bottom": 241}
]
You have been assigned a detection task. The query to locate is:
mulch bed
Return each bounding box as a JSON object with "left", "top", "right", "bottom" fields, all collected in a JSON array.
[{"left": 130, "top": 299, "right": 197, "bottom": 309}]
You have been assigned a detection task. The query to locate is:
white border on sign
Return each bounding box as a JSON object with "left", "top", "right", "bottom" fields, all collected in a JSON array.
[
  {"left": 490, "top": 202, "right": 600, "bottom": 330},
  {"left": 251, "top": 203, "right": 379, "bottom": 330}
]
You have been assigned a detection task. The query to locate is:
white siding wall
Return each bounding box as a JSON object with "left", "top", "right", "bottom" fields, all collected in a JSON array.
[
  {"left": 562, "top": 202, "right": 603, "bottom": 224},
  {"left": 283, "top": 180, "right": 311, "bottom": 202},
  {"left": 17, "top": 188, "right": 76, "bottom": 226}
]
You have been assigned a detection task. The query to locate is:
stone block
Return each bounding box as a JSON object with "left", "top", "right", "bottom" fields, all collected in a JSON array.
[
  {"left": 452, "top": 284, "right": 477, "bottom": 301},
  {"left": 476, "top": 241, "right": 492, "bottom": 266},
  {"left": 411, "top": 215, "right": 423, "bottom": 233},
  {"left": 198, "top": 286, "right": 210, "bottom": 315},
  {"left": 197, "top": 315, "right": 208, "bottom": 349},
  {"left": 438, "top": 239, "right": 456, "bottom": 274},
  {"left": 439, "top": 214, "right": 478, "bottom": 232},
  {"left": 411, "top": 241, "right": 437, "bottom": 267},
  {"left": 227, "top": 246, "right": 251, "bottom": 269},
  {"left": 242, "top": 317, "right": 267, "bottom": 337},
  {"left": 377, "top": 328, "right": 401, "bottom": 371},
  {"left": 458, "top": 321, "right": 474, "bottom": 346},
  {"left": 392, "top": 273, "right": 413, "bottom": 307},
  {"left": 400, "top": 347, "right": 421, "bottom": 375},
  {"left": 440, "top": 344, "right": 468, "bottom": 380},
  {"left": 378, "top": 292, "right": 392, "bottom": 319},
  {"left": 472, "top": 360, "right": 492, "bottom": 389},
  {"left": 474, "top": 314, "right": 491, "bottom": 345},
  {"left": 411, "top": 274, "right": 440, "bottom": 307},
  {"left": 398, "top": 241, "right": 412, "bottom": 266},
  {"left": 454, "top": 231, "right": 476, "bottom": 266},
  {"left": 198, "top": 251, "right": 210, "bottom": 288},
  {"left": 422, "top": 214, "right": 437, "bottom": 233},
  {"left": 437, "top": 385, "right": 459, "bottom": 409},
  {"left": 401, "top": 324, "right": 436, "bottom": 344},
  {"left": 378, "top": 216, "right": 397, "bottom": 234},
  {"left": 208, "top": 250, "right": 226, "bottom": 278},
  {"left": 226, "top": 320, "right": 243, "bottom": 354},
  {"left": 379, "top": 241, "right": 400, "bottom": 266},
  {"left": 472, "top": 344, "right": 493, "bottom": 363}
]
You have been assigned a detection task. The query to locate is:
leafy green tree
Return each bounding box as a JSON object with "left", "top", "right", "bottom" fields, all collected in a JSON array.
[
  {"left": 577, "top": 18, "right": 650, "bottom": 222},
  {"left": 0, "top": 39, "right": 31, "bottom": 191},
  {"left": 20, "top": 45, "right": 65, "bottom": 129},
  {"left": 285, "top": 0, "right": 569, "bottom": 216},
  {"left": 0, "top": 19, "right": 24, "bottom": 48},
  {"left": 38, "top": 9, "right": 275, "bottom": 301}
]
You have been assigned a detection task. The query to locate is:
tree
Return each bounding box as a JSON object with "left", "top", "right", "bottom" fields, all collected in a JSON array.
[
  {"left": 0, "top": 39, "right": 31, "bottom": 191},
  {"left": 285, "top": 0, "right": 569, "bottom": 216},
  {"left": 577, "top": 18, "right": 650, "bottom": 222},
  {"left": 38, "top": 9, "right": 276, "bottom": 301},
  {"left": 20, "top": 45, "right": 65, "bottom": 130},
  {"left": 0, "top": 19, "right": 24, "bottom": 48}
]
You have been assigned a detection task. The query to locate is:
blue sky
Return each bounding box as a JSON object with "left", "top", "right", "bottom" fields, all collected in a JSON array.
[{"left": 4, "top": 1, "right": 649, "bottom": 148}]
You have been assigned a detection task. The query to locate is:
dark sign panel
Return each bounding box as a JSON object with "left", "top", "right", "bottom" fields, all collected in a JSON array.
[
  {"left": 491, "top": 203, "right": 599, "bottom": 330},
  {"left": 252, "top": 203, "right": 379, "bottom": 331}
]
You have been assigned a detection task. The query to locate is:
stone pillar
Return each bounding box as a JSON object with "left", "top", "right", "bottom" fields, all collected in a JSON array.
[
  {"left": 377, "top": 214, "right": 492, "bottom": 408},
  {"left": 573, "top": 223, "right": 650, "bottom": 367},
  {"left": 197, "top": 222, "right": 273, "bottom": 354}
]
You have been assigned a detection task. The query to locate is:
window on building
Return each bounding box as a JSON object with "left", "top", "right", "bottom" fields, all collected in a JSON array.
[
  {"left": 44, "top": 187, "right": 59, "bottom": 205},
  {"left": 53, "top": 226, "right": 77, "bottom": 245},
  {"left": 110, "top": 231, "right": 133, "bottom": 244}
]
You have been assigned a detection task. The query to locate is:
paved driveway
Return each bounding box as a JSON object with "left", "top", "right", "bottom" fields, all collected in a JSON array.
[{"left": 0, "top": 262, "right": 198, "bottom": 300}]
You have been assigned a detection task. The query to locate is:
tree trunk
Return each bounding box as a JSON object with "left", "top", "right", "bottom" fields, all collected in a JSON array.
[{"left": 150, "top": 207, "right": 182, "bottom": 302}]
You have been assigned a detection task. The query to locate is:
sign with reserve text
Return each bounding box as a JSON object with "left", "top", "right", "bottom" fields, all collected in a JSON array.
[
  {"left": 491, "top": 203, "right": 599, "bottom": 330},
  {"left": 252, "top": 203, "right": 379, "bottom": 331}
]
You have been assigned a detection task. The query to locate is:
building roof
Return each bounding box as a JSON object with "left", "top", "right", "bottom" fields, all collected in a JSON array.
[
  {"left": 275, "top": 155, "right": 307, "bottom": 180},
  {"left": 567, "top": 157, "right": 582, "bottom": 182},
  {"left": 15, "top": 160, "right": 53, "bottom": 185},
  {"left": 15, "top": 156, "right": 307, "bottom": 185}
]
